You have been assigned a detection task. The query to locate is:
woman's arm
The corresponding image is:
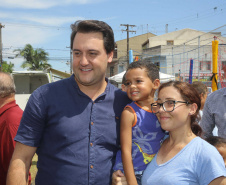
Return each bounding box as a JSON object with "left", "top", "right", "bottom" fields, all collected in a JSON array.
[{"left": 121, "top": 108, "right": 137, "bottom": 185}]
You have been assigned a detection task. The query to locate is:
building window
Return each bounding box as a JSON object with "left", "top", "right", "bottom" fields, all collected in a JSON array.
[
  {"left": 118, "top": 65, "right": 124, "bottom": 73},
  {"left": 200, "top": 61, "right": 211, "bottom": 71},
  {"left": 222, "top": 61, "right": 226, "bottom": 70},
  {"left": 155, "top": 62, "right": 160, "bottom": 69},
  {"left": 113, "top": 47, "right": 117, "bottom": 58},
  {"left": 167, "top": 40, "right": 174, "bottom": 45},
  {"left": 110, "top": 66, "right": 114, "bottom": 76}
]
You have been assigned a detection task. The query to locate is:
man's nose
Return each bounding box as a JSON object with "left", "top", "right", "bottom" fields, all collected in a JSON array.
[{"left": 80, "top": 55, "right": 89, "bottom": 66}]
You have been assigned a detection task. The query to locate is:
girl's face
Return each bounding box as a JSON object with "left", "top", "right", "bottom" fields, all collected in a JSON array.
[{"left": 156, "top": 86, "right": 195, "bottom": 132}]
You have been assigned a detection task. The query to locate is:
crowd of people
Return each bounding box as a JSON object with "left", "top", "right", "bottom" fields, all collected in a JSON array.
[{"left": 0, "top": 19, "right": 225, "bottom": 185}]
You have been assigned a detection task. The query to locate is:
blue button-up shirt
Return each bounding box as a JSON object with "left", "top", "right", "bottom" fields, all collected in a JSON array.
[
  {"left": 200, "top": 87, "right": 226, "bottom": 139},
  {"left": 15, "top": 75, "right": 130, "bottom": 185}
]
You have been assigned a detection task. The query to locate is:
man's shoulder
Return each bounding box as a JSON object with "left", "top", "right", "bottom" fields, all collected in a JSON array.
[
  {"left": 35, "top": 76, "right": 74, "bottom": 94},
  {"left": 3, "top": 105, "right": 23, "bottom": 125},
  {"left": 206, "top": 88, "right": 226, "bottom": 102},
  {"left": 210, "top": 87, "right": 226, "bottom": 96}
]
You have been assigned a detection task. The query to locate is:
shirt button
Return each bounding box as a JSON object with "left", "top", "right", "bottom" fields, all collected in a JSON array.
[
  {"left": 91, "top": 122, "right": 94, "bottom": 125},
  {"left": 90, "top": 143, "right": 93, "bottom": 146},
  {"left": 90, "top": 165, "right": 93, "bottom": 169}
]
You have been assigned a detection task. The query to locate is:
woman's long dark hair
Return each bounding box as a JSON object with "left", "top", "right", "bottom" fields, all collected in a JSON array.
[{"left": 158, "top": 81, "right": 202, "bottom": 136}]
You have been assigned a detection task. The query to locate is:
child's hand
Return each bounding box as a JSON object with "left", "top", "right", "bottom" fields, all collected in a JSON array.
[{"left": 112, "top": 170, "right": 127, "bottom": 185}]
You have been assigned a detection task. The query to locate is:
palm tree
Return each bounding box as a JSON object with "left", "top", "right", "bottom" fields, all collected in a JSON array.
[
  {"left": 14, "top": 44, "right": 51, "bottom": 71},
  {"left": 2, "top": 61, "right": 14, "bottom": 73}
]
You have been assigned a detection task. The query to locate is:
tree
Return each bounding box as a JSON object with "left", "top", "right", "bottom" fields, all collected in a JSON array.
[
  {"left": 2, "top": 61, "right": 14, "bottom": 73},
  {"left": 14, "top": 44, "right": 51, "bottom": 71}
]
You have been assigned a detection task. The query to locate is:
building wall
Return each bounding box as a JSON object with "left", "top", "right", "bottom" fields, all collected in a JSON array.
[
  {"left": 116, "top": 32, "right": 156, "bottom": 59},
  {"left": 106, "top": 32, "right": 156, "bottom": 77}
]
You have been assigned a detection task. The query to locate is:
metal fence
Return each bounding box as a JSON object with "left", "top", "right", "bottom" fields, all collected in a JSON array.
[{"left": 133, "top": 25, "right": 226, "bottom": 88}]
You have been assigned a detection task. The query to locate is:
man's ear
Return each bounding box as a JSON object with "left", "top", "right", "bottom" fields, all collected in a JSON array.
[
  {"left": 153, "top": 79, "right": 160, "bottom": 90},
  {"left": 107, "top": 51, "right": 114, "bottom": 63}
]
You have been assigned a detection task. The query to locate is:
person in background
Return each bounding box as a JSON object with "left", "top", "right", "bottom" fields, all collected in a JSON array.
[
  {"left": 206, "top": 136, "right": 226, "bottom": 167},
  {"left": 0, "top": 72, "right": 31, "bottom": 185},
  {"left": 192, "top": 81, "right": 218, "bottom": 136},
  {"left": 121, "top": 72, "right": 127, "bottom": 92},
  {"left": 191, "top": 81, "right": 208, "bottom": 117},
  {"left": 113, "top": 61, "right": 165, "bottom": 185},
  {"left": 200, "top": 87, "right": 226, "bottom": 139},
  {"left": 141, "top": 81, "right": 226, "bottom": 185},
  {"left": 7, "top": 20, "right": 130, "bottom": 185}
]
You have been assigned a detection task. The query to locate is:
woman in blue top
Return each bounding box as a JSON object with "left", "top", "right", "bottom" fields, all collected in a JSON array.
[{"left": 142, "top": 81, "right": 226, "bottom": 185}]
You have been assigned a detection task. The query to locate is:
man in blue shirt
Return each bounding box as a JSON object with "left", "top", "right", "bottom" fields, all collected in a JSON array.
[
  {"left": 7, "top": 20, "right": 130, "bottom": 185},
  {"left": 200, "top": 87, "right": 226, "bottom": 139}
]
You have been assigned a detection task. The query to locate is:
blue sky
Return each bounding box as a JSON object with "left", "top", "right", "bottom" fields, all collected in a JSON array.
[{"left": 1, "top": 0, "right": 225, "bottom": 73}]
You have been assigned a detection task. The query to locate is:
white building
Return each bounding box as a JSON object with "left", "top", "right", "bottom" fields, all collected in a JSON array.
[{"left": 141, "top": 28, "right": 226, "bottom": 83}]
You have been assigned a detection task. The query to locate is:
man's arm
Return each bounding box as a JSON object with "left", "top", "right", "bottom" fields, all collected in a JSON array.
[
  {"left": 6, "top": 142, "right": 37, "bottom": 185},
  {"left": 200, "top": 98, "right": 215, "bottom": 138}
]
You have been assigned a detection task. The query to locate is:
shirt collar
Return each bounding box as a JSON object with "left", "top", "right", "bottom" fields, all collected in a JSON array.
[
  {"left": 0, "top": 100, "right": 17, "bottom": 116},
  {"left": 69, "top": 74, "right": 110, "bottom": 98}
]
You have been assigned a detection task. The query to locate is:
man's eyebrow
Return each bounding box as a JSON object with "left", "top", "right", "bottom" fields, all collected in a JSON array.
[{"left": 72, "top": 49, "right": 80, "bottom": 51}]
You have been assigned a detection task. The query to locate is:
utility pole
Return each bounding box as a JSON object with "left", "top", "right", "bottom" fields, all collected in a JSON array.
[
  {"left": 120, "top": 24, "right": 136, "bottom": 66},
  {"left": 0, "top": 23, "right": 5, "bottom": 72}
]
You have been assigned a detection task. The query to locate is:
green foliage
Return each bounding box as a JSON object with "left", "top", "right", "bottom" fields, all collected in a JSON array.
[
  {"left": 14, "top": 44, "right": 51, "bottom": 71},
  {"left": 1, "top": 61, "right": 14, "bottom": 73}
]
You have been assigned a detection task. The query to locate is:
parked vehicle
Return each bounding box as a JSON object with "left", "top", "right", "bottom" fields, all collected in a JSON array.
[{"left": 12, "top": 71, "right": 53, "bottom": 110}]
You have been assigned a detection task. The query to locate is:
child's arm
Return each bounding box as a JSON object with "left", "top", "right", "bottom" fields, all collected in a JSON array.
[{"left": 120, "top": 107, "right": 137, "bottom": 185}]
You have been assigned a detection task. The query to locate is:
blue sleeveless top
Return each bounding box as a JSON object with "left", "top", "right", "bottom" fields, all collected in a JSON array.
[{"left": 113, "top": 102, "right": 165, "bottom": 172}]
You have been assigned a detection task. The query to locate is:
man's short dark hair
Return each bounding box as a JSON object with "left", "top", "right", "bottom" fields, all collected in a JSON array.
[
  {"left": 0, "top": 72, "right": 16, "bottom": 98},
  {"left": 70, "top": 20, "right": 115, "bottom": 54},
  {"left": 126, "top": 61, "right": 159, "bottom": 81}
]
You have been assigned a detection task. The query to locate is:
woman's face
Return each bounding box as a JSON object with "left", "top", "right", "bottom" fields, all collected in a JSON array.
[{"left": 156, "top": 86, "right": 193, "bottom": 132}]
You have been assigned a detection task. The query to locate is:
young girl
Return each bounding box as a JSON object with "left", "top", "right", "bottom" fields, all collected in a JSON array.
[
  {"left": 206, "top": 136, "right": 226, "bottom": 167},
  {"left": 113, "top": 61, "right": 165, "bottom": 185},
  {"left": 142, "top": 81, "right": 226, "bottom": 185}
]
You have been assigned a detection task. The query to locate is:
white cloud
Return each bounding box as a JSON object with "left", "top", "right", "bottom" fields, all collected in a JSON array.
[
  {"left": 0, "top": 0, "right": 104, "bottom": 9},
  {"left": 0, "top": 11, "right": 85, "bottom": 26},
  {"left": 24, "top": 16, "right": 85, "bottom": 26}
]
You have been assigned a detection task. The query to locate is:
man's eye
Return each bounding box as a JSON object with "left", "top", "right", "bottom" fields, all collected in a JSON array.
[
  {"left": 74, "top": 52, "right": 81, "bottom": 56},
  {"left": 137, "top": 80, "right": 142, "bottom": 83},
  {"left": 89, "top": 52, "right": 97, "bottom": 56}
]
